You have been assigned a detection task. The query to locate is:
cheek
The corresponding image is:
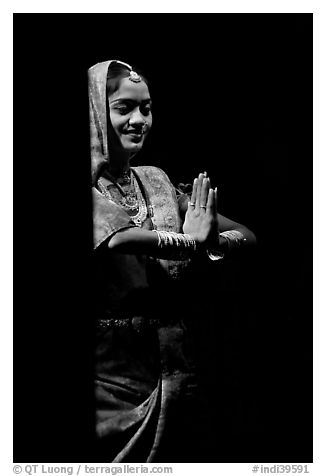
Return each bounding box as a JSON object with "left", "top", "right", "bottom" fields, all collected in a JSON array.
[
  {"left": 109, "top": 112, "right": 127, "bottom": 135},
  {"left": 145, "top": 116, "right": 153, "bottom": 130}
]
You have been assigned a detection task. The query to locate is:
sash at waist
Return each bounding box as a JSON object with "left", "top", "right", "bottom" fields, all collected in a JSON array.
[{"left": 96, "top": 314, "right": 181, "bottom": 332}]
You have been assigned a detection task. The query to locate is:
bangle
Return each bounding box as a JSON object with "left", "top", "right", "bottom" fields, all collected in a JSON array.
[
  {"left": 206, "top": 249, "right": 225, "bottom": 261},
  {"left": 153, "top": 230, "right": 197, "bottom": 260},
  {"left": 220, "top": 230, "right": 246, "bottom": 252},
  {"left": 207, "top": 230, "right": 246, "bottom": 261}
]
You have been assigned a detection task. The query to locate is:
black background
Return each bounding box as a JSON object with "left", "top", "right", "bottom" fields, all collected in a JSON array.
[{"left": 14, "top": 13, "right": 312, "bottom": 462}]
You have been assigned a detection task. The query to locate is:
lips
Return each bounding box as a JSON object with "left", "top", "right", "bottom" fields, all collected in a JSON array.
[
  {"left": 125, "top": 131, "right": 144, "bottom": 143},
  {"left": 126, "top": 130, "right": 143, "bottom": 136},
  {"left": 126, "top": 131, "right": 144, "bottom": 143}
]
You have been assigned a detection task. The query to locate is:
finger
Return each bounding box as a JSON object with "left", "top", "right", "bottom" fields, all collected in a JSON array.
[
  {"left": 190, "top": 178, "right": 197, "bottom": 208},
  {"left": 187, "top": 200, "right": 195, "bottom": 214},
  {"left": 214, "top": 188, "right": 219, "bottom": 235},
  {"left": 206, "top": 177, "right": 211, "bottom": 202},
  {"left": 195, "top": 173, "right": 204, "bottom": 212},
  {"left": 206, "top": 188, "right": 214, "bottom": 213},
  {"left": 213, "top": 187, "right": 218, "bottom": 216},
  {"left": 200, "top": 177, "right": 209, "bottom": 212}
]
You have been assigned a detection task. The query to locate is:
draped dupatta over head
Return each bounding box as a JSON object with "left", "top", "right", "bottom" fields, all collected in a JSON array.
[
  {"left": 88, "top": 59, "right": 134, "bottom": 184},
  {"left": 89, "top": 60, "right": 140, "bottom": 249}
]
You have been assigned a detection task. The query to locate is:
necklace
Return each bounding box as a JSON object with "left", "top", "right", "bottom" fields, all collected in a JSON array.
[
  {"left": 103, "top": 168, "right": 131, "bottom": 186},
  {"left": 98, "top": 171, "right": 148, "bottom": 227},
  {"left": 120, "top": 170, "right": 132, "bottom": 185}
]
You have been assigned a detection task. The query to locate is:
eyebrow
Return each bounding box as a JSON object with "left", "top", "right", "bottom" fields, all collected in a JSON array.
[{"left": 110, "top": 98, "right": 152, "bottom": 105}]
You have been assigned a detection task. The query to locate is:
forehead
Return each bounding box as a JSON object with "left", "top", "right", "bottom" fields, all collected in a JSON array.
[{"left": 109, "top": 77, "right": 151, "bottom": 103}]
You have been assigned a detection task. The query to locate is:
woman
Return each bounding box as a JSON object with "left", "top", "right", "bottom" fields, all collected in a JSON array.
[{"left": 89, "top": 59, "right": 256, "bottom": 462}]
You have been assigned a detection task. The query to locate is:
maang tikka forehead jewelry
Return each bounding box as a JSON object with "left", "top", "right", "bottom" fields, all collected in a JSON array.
[
  {"left": 128, "top": 70, "right": 142, "bottom": 83},
  {"left": 113, "top": 60, "right": 142, "bottom": 83}
]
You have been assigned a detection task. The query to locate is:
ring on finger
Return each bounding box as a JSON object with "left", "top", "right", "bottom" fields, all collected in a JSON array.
[
  {"left": 189, "top": 202, "right": 195, "bottom": 207},
  {"left": 200, "top": 205, "right": 207, "bottom": 209}
]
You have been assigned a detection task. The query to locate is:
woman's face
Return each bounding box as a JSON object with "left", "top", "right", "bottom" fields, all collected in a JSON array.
[{"left": 108, "top": 77, "right": 152, "bottom": 157}]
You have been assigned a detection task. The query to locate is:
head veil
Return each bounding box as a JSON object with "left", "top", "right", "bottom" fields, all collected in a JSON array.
[{"left": 88, "top": 60, "right": 132, "bottom": 184}]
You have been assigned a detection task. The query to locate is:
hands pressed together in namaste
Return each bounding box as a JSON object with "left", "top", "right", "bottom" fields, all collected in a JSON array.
[{"left": 183, "top": 172, "right": 219, "bottom": 247}]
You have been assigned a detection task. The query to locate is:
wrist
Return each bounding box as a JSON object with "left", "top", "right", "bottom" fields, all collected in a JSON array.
[
  {"left": 187, "top": 233, "right": 205, "bottom": 251},
  {"left": 217, "top": 235, "right": 228, "bottom": 253},
  {"left": 154, "top": 230, "right": 197, "bottom": 260}
]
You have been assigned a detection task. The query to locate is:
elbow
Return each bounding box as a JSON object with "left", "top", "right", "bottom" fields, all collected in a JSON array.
[
  {"left": 107, "top": 227, "right": 136, "bottom": 250},
  {"left": 246, "top": 228, "right": 257, "bottom": 247},
  {"left": 249, "top": 229, "right": 257, "bottom": 245},
  {"left": 237, "top": 226, "right": 256, "bottom": 247},
  {"left": 108, "top": 232, "right": 123, "bottom": 250}
]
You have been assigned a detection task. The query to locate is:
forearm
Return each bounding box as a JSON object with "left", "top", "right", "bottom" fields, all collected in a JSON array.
[
  {"left": 108, "top": 227, "right": 197, "bottom": 260},
  {"left": 108, "top": 222, "right": 256, "bottom": 259},
  {"left": 217, "top": 211, "right": 256, "bottom": 251},
  {"left": 108, "top": 227, "right": 159, "bottom": 254},
  {"left": 219, "top": 225, "right": 256, "bottom": 253}
]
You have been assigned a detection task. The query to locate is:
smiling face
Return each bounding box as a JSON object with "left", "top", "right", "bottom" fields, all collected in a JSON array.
[{"left": 108, "top": 77, "right": 152, "bottom": 158}]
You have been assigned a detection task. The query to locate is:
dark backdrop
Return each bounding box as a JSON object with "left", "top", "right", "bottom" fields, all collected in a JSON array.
[{"left": 14, "top": 13, "right": 312, "bottom": 462}]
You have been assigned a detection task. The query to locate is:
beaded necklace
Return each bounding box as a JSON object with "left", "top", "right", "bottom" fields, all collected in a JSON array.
[{"left": 98, "top": 170, "right": 148, "bottom": 227}]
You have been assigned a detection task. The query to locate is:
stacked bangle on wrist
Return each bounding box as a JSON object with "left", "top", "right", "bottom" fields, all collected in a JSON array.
[
  {"left": 220, "top": 230, "right": 246, "bottom": 251},
  {"left": 206, "top": 230, "right": 246, "bottom": 261},
  {"left": 153, "top": 230, "right": 197, "bottom": 260}
]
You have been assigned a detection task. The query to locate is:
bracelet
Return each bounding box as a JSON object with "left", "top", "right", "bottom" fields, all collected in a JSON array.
[
  {"left": 207, "top": 230, "right": 246, "bottom": 261},
  {"left": 206, "top": 249, "right": 225, "bottom": 261},
  {"left": 153, "top": 230, "right": 197, "bottom": 260},
  {"left": 220, "top": 230, "right": 246, "bottom": 252}
]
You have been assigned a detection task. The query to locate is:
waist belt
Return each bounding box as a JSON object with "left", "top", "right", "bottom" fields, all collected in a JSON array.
[{"left": 96, "top": 315, "right": 180, "bottom": 332}]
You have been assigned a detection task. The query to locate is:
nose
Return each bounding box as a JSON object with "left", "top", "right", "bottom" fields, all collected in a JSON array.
[{"left": 129, "top": 108, "right": 146, "bottom": 127}]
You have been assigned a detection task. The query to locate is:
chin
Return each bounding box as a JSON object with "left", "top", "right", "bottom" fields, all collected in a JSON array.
[{"left": 123, "top": 141, "right": 143, "bottom": 155}]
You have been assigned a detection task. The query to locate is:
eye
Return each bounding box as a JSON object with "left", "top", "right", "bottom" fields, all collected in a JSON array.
[
  {"left": 113, "top": 104, "right": 130, "bottom": 115},
  {"left": 140, "top": 104, "right": 152, "bottom": 116}
]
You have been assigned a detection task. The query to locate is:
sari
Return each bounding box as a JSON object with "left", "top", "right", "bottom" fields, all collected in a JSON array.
[{"left": 89, "top": 61, "right": 206, "bottom": 462}]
